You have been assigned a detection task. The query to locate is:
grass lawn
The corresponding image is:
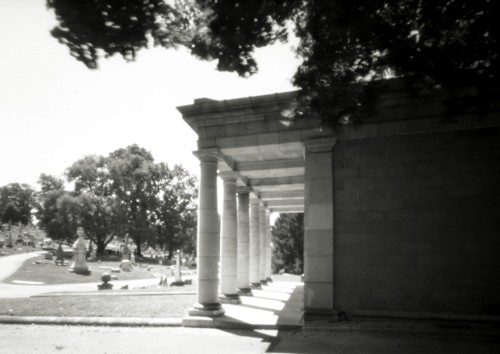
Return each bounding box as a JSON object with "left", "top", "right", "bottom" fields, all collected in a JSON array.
[
  {"left": 3, "top": 254, "right": 196, "bottom": 285},
  {"left": 0, "top": 293, "right": 196, "bottom": 318}
]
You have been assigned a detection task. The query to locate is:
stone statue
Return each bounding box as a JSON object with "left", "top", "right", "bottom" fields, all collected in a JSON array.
[{"left": 69, "top": 227, "right": 90, "bottom": 275}]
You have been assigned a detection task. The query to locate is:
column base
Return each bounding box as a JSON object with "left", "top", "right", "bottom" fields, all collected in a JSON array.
[
  {"left": 250, "top": 282, "right": 262, "bottom": 289},
  {"left": 188, "top": 303, "right": 225, "bottom": 317},
  {"left": 304, "top": 308, "right": 338, "bottom": 323},
  {"left": 219, "top": 293, "right": 241, "bottom": 304},
  {"left": 266, "top": 277, "right": 273, "bottom": 283},
  {"left": 260, "top": 279, "right": 268, "bottom": 286},
  {"left": 237, "top": 287, "right": 252, "bottom": 296}
]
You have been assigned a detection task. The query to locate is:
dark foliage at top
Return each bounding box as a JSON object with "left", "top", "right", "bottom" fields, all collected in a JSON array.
[{"left": 47, "top": 0, "right": 498, "bottom": 124}]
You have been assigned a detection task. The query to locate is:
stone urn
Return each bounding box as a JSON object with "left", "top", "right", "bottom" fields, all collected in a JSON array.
[{"left": 98, "top": 272, "right": 113, "bottom": 290}]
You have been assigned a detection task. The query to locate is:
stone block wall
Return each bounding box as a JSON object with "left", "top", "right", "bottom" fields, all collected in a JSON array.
[{"left": 333, "top": 126, "right": 500, "bottom": 316}]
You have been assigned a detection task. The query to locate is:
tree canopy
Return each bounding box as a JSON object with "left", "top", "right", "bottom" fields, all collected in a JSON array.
[
  {"left": 36, "top": 174, "right": 70, "bottom": 243},
  {"left": 36, "top": 144, "right": 198, "bottom": 256},
  {"left": 271, "top": 213, "right": 304, "bottom": 275},
  {"left": 155, "top": 163, "right": 197, "bottom": 258},
  {"left": 0, "top": 183, "right": 37, "bottom": 225},
  {"left": 47, "top": 0, "right": 497, "bottom": 124}
]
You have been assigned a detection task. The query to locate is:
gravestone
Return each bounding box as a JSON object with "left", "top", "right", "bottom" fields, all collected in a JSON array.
[
  {"left": 120, "top": 235, "right": 132, "bottom": 271},
  {"left": 68, "top": 227, "right": 91, "bottom": 275},
  {"left": 122, "top": 243, "right": 130, "bottom": 260},
  {"left": 44, "top": 251, "right": 53, "bottom": 260},
  {"left": 55, "top": 244, "right": 65, "bottom": 265},
  {"left": 88, "top": 242, "right": 97, "bottom": 262},
  {"left": 120, "top": 259, "right": 132, "bottom": 272},
  {"left": 6, "top": 232, "right": 13, "bottom": 248},
  {"left": 170, "top": 250, "right": 185, "bottom": 286},
  {"left": 90, "top": 244, "right": 97, "bottom": 262}
]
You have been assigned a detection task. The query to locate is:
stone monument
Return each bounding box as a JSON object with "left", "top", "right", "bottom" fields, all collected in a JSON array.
[
  {"left": 69, "top": 227, "right": 91, "bottom": 275},
  {"left": 170, "top": 250, "right": 185, "bottom": 286},
  {"left": 88, "top": 242, "right": 97, "bottom": 262},
  {"left": 6, "top": 232, "right": 13, "bottom": 248},
  {"left": 55, "top": 243, "right": 65, "bottom": 265},
  {"left": 97, "top": 272, "right": 113, "bottom": 290},
  {"left": 120, "top": 234, "right": 132, "bottom": 272}
]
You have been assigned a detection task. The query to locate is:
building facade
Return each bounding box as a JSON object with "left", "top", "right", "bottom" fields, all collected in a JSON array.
[{"left": 177, "top": 83, "right": 500, "bottom": 322}]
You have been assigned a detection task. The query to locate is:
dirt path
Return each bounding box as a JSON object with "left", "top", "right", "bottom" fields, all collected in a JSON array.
[{"left": 0, "top": 252, "right": 43, "bottom": 282}]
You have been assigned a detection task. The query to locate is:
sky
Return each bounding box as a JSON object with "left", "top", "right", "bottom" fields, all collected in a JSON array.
[{"left": 0, "top": 0, "right": 301, "bottom": 190}]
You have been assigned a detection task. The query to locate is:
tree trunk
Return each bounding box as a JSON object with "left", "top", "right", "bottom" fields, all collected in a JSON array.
[
  {"left": 96, "top": 240, "right": 106, "bottom": 256},
  {"left": 168, "top": 241, "right": 174, "bottom": 260},
  {"left": 135, "top": 236, "right": 142, "bottom": 256}
]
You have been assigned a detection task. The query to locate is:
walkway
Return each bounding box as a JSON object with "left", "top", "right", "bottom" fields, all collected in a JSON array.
[{"left": 184, "top": 282, "right": 304, "bottom": 329}]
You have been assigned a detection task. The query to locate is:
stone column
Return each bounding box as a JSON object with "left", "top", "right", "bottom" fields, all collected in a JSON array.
[
  {"left": 259, "top": 204, "right": 267, "bottom": 285},
  {"left": 237, "top": 189, "right": 251, "bottom": 294},
  {"left": 189, "top": 149, "right": 224, "bottom": 317},
  {"left": 265, "top": 210, "right": 273, "bottom": 282},
  {"left": 249, "top": 197, "right": 261, "bottom": 288},
  {"left": 219, "top": 172, "right": 240, "bottom": 304},
  {"left": 304, "top": 137, "right": 337, "bottom": 320}
]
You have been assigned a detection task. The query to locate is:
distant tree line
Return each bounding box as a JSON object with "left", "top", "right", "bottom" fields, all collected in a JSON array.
[{"left": 0, "top": 145, "right": 197, "bottom": 257}]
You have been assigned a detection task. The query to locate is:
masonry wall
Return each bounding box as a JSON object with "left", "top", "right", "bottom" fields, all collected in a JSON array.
[{"left": 333, "top": 126, "right": 500, "bottom": 316}]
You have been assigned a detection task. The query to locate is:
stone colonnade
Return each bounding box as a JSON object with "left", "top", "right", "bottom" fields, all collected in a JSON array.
[{"left": 190, "top": 149, "right": 274, "bottom": 316}]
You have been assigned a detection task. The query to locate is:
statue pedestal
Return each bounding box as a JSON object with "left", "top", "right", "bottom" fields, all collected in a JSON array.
[{"left": 120, "top": 259, "right": 132, "bottom": 272}]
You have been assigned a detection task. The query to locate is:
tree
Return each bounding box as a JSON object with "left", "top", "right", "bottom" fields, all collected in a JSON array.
[
  {"left": 46, "top": 0, "right": 201, "bottom": 69},
  {"left": 271, "top": 213, "right": 304, "bottom": 275},
  {"left": 107, "top": 145, "right": 159, "bottom": 256},
  {"left": 0, "top": 183, "right": 37, "bottom": 225},
  {"left": 154, "top": 163, "right": 197, "bottom": 258},
  {"left": 58, "top": 154, "right": 127, "bottom": 253},
  {"left": 36, "top": 174, "right": 69, "bottom": 242},
  {"left": 55, "top": 193, "right": 126, "bottom": 254},
  {"left": 35, "top": 144, "right": 197, "bottom": 256},
  {"left": 47, "top": 1, "right": 497, "bottom": 124}
]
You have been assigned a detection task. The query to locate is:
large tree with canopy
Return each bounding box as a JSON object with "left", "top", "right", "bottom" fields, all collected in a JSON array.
[{"left": 46, "top": 0, "right": 497, "bottom": 123}]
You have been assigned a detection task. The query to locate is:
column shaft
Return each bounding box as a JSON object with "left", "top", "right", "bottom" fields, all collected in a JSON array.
[
  {"left": 189, "top": 150, "right": 224, "bottom": 317},
  {"left": 249, "top": 198, "right": 261, "bottom": 286},
  {"left": 259, "top": 205, "right": 267, "bottom": 284},
  {"left": 219, "top": 173, "right": 240, "bottom": 303},
  {"left": 237, "top": 192, "right": 251, "bottom": 293},
  {"left": 265, "top": 210, "right": 272, "bottom": 281}
]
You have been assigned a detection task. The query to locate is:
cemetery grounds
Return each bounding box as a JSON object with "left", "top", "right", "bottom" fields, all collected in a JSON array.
[{"left": 0, "top": 226, "right": 196, "bottom": 318}]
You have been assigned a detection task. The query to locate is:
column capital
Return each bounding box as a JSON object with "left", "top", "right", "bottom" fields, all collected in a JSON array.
[
  {"left": 193, "top": 148, "right": 219, "bottom": 162},
  {"left": 305, "top": 137, "right": 338, "bottom": 155},
  {"left": 237, "top": 186, "right": 252, "bottom": 194},
  {"left": 250, "top": 197, "right": 261, "bottom": 206},
  {"left": 219, "top": 171, "right": 238, "bottom": 182}
]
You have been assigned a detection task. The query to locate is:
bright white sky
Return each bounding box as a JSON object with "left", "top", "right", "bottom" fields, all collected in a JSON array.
[{"left": 0, "top": 0, "right": 300, "bottom": 191}]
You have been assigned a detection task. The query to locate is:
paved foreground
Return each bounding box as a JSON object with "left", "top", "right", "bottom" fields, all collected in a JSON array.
[
  {"left": 1, "top": 324, "right": 499, "bottom": 354},
  {"left": 2, "top": 253, "right": 499, "bottom": 353}
]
